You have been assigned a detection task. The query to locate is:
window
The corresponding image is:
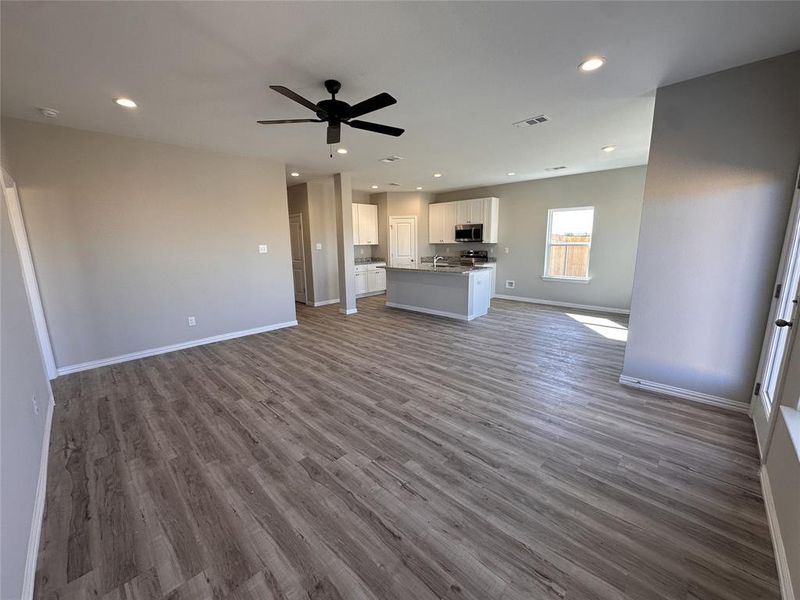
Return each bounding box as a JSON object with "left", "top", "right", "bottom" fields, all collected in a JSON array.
[{"left": 544, "top": 206, "right": 594, "bottom": 281}]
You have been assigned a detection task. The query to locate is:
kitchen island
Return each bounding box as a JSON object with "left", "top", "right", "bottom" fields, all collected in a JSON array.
[{"left": 382, "top": 264, "right": 492, "bottom": 320}]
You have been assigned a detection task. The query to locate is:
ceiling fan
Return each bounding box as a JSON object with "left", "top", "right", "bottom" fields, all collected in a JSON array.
[{"left": 257, "top": 79, "right": 404, "bottom": 145}]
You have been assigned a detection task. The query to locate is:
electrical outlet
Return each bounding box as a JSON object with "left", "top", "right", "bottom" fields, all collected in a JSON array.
[
  {"left": 505, "top": 280, "right": 516, "bottom": 289},
  {"left": 31, "top": 393, "right": 39, "bottom": 416},
  {"left": 187, "top": 316, "right": 197, "bottom": 327},
  {"left": 315, "top": 243, "right": 322, "bottom": 251},
  {"left": 259, "top": 244, "right": 268, "bottom": 254},
  {"left": 359, "top": 248, "right": 365, "bottom": 255},
  {"left": 504, "top": 247, "right": 510, "bottom": 254}
]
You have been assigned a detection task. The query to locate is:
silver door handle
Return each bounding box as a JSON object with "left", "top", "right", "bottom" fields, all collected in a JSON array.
[{"left": 775, "top": 319, "right": 793, "bottom": 328}]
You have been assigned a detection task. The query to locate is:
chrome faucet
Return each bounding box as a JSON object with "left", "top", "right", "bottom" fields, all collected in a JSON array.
[{"left": 433, "top": 254, "right": 447, "bottom": 265}]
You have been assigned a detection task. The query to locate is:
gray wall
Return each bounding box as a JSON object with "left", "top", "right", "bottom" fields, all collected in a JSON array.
[
  {"left": 1, "top": 190, "right": 53, "bottom": 599},
  {"left": 435, "top": 166, "right": 646, "bottom": 311},
  {"left": 307, "top": 180, "right": 340, "bottom": 303},
  {"left": 2, "top": 117, "right": 296, "bottom": 370},
  {"left": 622, "top": 52, "right": 800, "bottom": 404}
]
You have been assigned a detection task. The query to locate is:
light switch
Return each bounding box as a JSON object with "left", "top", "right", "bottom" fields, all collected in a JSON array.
[
  {"left": 259, "top": 244, "right": 268, "bottom": 254},
  {"left": 504, "top": 247, "right": 510, "bottom": 254},
  {"left": 315, "top": 243, "right": 322, "bottom": 251}
]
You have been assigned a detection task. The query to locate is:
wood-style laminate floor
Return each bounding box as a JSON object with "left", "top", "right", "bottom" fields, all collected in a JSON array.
[{"left": 36, "top": 296, "right": 779, "bottom": 600}]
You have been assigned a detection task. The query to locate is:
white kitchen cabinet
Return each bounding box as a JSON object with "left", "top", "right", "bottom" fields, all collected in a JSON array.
[
  {"left": 354, "top": 270, "right": 368, "bottom": 295},
  {"left": 456, "top": 198, "right": 484, "bottom": 224},
  {"left": 479, "top": 262, "right": 497, "bottom": 298},
  {"left": 429, "top": 202, "right": 456, "bottom": 244},
  {"left": 355, "top": 262, "right": 386, "bottom": 296},
  {"left": 352, "top": 203, "right": 378, "bottom": 245},
  {"left": 430, "top": 197, "right": 498, "bottom": 244}
]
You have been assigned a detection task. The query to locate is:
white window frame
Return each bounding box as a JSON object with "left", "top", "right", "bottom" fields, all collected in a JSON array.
[{"left": 542, "top": 206, "right": 594, "bottom": 283}]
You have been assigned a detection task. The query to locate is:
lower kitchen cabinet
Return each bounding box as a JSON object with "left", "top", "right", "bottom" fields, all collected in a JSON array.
[{"left": 355, "top": 263, "right": 387, "bottom": 296}]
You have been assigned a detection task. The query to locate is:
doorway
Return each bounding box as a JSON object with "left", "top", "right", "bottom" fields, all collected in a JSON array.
[
  {"left": 752, "top": 166, "right": 800, "bottom": 457},
  {"left": 288, "top": 213, "right": 308, "bottom": 304},
  {"left": 389, "top": 216, "right": 417, "bottom": 267}
]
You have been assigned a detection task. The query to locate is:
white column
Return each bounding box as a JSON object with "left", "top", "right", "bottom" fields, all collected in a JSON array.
[{"left": 333, "top": 173, "right": 356, "bottom": 314}]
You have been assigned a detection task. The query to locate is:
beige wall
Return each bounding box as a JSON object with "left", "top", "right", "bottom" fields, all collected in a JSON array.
[
  {"left": 622, "top": 51, "right": 800, "bottom": 404},
  {"left": 2, "top": 117, "right": 296, "bottom": 370},
  {"left": 435, "top": 166, "right": 646, "bottom": 310},
  {"left": 372, "top": 191, "right": 435, "bottom": 265},
  {"left": 1, "top": 187, "right": 53, "bottom": 599}
]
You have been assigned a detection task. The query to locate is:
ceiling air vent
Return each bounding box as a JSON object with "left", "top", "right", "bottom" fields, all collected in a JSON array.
[
  {"left": 513, "top": 114, "right": 550, "bottom": 128},
  {"left": 380, "top": 155, "right": 404, "bottom": 163},
  {"left": 388, "top": 182, "right": 401, "bottom": 187},
  {"left": 545, "top": 166, "right": 567, "bottom": 171}
]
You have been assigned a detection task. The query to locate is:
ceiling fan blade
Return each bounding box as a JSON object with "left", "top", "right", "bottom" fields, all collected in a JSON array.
[
  {"left": 256, "top": 119, "right": 320, "bottom": 124},
  {"left": 347, "top": 92, "right": 397, "bottom": 119},
  {"left": 347, "top": 120, "right": 404, "bottom": 137},
  {"left": 327, "top": 125, "right": 341, "bottom": 144},
  {"left": 269, "top": 85, "right": 326, "bottom": 116}
]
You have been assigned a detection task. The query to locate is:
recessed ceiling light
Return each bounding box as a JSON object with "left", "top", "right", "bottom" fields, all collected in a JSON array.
[
  {"left": 290, "top": 172, "right": 300, "bottom": 177},
  {"left": 602, "top": 145, "right": 616, "bottom": 153},
  {"left": 578, "top": 56, "right": 606, "bottom": 72},
  {"left": 433, "top": 173, "right": 442, "bottom": 178},
  {"left": 113, "top": 97, "right": 138, "bottom": 108},
  {"left": 371, "top": 185, "right": 379, "bottom": 189},
  {"left": 507, "top": 172, "right": 516, "bottom": 176},
  {"left": 416, "top": 186, "right": 423, "bottom": 190},
  {"left": 336, "top": 148, "right": 348, "bottom": 154}
]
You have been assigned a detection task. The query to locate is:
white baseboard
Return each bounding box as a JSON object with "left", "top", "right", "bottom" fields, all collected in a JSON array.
[
  {"left": 356, "top": 290, "right": 385, "bottom": 299},
  {"left": 56, "top": 321, "right": 298, "bottom": 376},
  {"left": 313, "top": 298, "right": 340, "bottom": 307},
  {"left": 493, "top": 294, "right": 630, "bottom": 315},
  {"left": 619, "top": 375, "right": 748, "bottom": 413},
  {"left": 22, "top": 394, "right": 54, "bottom": 599},
  {"left": 385, "top": 301, "right": 479, "bottom": 321},
  {"left": 760, "top": 466, "right": 795, "bottom": 600},
  {"left": 339, "top": 308, "right": 357, "bottom": 315}
]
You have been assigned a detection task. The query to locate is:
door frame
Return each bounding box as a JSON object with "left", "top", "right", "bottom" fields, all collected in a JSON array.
[
  {"left": 388, "top": 215, "right": 418, "bottom": 267},
  {"left": 751, "top": 164, "right": 800, "bottom": 459},
  {"left": 288, "top": 212, "right": 309, "bottom": 305},
  {"left": 2, "top": 168, "right": 58, "bottom": 380}
]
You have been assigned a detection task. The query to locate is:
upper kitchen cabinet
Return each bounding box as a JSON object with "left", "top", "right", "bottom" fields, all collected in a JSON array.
[
  {"left": 429, "top": 202, "right": 457, "bottom": 244},
  {"left": 429, "top": 197, "right": 499, "bottom": 243},
  {"left": 353, "top": 203, "right": 378, "bottom": 245}
]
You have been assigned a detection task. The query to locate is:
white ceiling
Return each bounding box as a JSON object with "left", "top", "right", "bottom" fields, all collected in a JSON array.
[{"left": 2, "top": 2, "right": 800, "bottom": 193}]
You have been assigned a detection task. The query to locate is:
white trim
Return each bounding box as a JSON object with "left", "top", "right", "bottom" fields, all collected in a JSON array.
[
  {"left": 356, "top": 290, "right": 385, "bottom": 299},
  {"left": 23, "top": 394, "right": 54, "bottom": 599},
  {"left": 385, "top": 301, "right": 483, "bottom": 321},
  {"left": 541, "top": 275, "right": 591, "bottom": 284},
  {"left": 339, "top": 308, "right": 358, "bottom": 315},
  {"left": 56, "top": 321, "right": 298, "bottom": 376},
  {"left": 2, "top": 170, "right": 58, "bottom": 380},
  {"left": 760, "top": 466, "right": 795, "bottom": 600},
  {"left": 313, "top": 298, "right": 340, "bottom": 307},
  {"left": 619, "top": 375, "right": 748, "bottom": 413},
  {"left": 544, "top": 205, "right": 594, "bottom": 280},
  {"left": 494, "top": 294, "right": 629, "bottom": 315}
]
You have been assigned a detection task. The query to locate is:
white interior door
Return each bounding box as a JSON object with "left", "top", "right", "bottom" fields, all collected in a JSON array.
[
  {"left": 390, "top": 216, "right": 417, "bottom": 267},
  {"left": 288, "top": 213, "right": 307, "bottom": 304},
  {"left": 752, "top": 167, "right": 800, "bottom": 457}
]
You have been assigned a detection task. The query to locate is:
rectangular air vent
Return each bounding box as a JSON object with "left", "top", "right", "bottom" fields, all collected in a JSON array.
[
  {"left": 388, "top": 182, "right": 401, "bottom": 187},
  {"left": 380, "top": 155, "right": 404, "bottom": 163},
  {"left": 545, "top": 166, "right": 567, "bottom": 171},
  {"left": 513, "top": 114, "right": 550, "bottom": 128}
]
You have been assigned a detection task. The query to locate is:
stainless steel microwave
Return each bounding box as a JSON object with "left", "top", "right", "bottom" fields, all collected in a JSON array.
[{"left": 455, "top": 223, "right": 483, "bottom": 242}]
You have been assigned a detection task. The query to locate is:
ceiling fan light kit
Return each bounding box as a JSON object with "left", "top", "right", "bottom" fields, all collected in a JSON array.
[{"left": 258, "top": 79, "right": 404, "bottom": 147}]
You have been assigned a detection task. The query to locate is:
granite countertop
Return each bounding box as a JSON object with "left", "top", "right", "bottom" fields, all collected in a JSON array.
[
  {"left": 354, "top": 257, "right": 387, "bottom": 265},
  {"left": 381, "top": 264, "right": 490, "bottom": 275}
]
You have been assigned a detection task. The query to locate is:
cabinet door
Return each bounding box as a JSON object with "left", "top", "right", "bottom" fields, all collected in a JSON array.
[
  {"left": 456, "top": 200, "right": 470, "bottom": 224},
  {"left": 375, "top": 268, "right": 386, "bottom": 291},
  {"left": 366, "top": 269, "right": 379, "bottom": 292},
  {"left": 441, "top": 203, "right": 457, "bottom": 243},
  {"left": 429, "top": 203, "right": 444, "bottom": 243},
  {"left": 357, "top": 204, "right": 378, "bottom": 245},
  {"left": 352, "top": 204, "right": 361, "bottom": 245},
  {"left": 469, "top": 198, "right": 485, "bottom": 224},
  {"left": 354, "top": 271, "right": 367, "bottom": 295}
]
